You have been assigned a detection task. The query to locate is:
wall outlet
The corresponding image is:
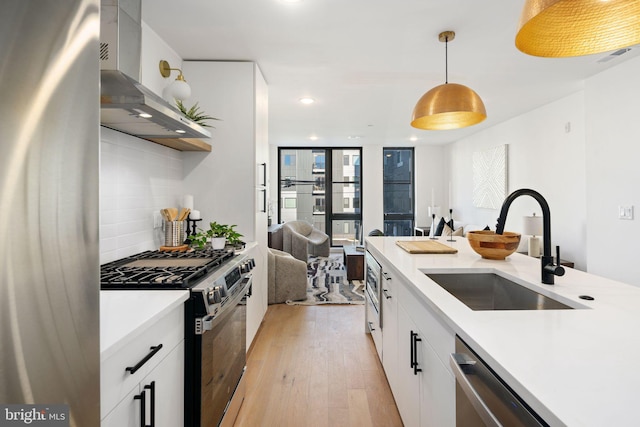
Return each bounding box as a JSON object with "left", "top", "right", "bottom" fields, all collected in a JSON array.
[
  {"left": 153, "top": 212, "right": 163, "bottom": 228},
  {"left": 619, "top": 205, "right": 634, "bottom": 220}
]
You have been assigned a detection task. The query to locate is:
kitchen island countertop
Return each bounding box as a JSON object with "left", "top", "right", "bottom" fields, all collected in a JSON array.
[
  {"left": 366, "top": 236, "right": 640, "bottom": 427},
  {"left": 100, "top": 290, "right": 189, "bottom": 360}
]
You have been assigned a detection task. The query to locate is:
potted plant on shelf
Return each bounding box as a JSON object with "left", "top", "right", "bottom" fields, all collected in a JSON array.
[{"left": 189, "top": 222, "right": 243, "bottom": 251}]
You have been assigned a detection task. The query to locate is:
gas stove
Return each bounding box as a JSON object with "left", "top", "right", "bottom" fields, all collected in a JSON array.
[{"left": 100, "top": 248, "right": 235, "bottom": 290}]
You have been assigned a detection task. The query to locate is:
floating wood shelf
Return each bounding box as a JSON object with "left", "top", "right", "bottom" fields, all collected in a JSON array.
[{"left": 147, "top": 137, "right": 212, "bottom": 152}]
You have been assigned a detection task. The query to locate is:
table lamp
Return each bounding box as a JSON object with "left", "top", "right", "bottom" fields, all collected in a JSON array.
[{"left": 523, "top": 213, "right": 543, "bottom": 257}]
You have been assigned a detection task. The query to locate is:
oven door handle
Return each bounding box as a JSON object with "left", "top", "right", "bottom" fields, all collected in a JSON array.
[{"left": 450, "top": 353, "right": 501, "bottom": 427}]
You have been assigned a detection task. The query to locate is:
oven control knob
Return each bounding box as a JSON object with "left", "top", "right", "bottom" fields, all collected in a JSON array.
[
  {"left": 208, "top": 289, "right": 222, "bottom": 305},
  {"left": 241, "top": 261, "right": 251, "bottom": 273},
  {"left": 218, "top": 286, "right": 227, "bottom": 298}
]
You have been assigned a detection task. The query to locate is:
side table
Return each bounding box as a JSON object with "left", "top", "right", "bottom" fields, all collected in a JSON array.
[{"left": 343, "top": 245, "right": 364, "bottom": 281}]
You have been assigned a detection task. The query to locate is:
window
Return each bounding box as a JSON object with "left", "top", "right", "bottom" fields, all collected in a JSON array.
[
  {"left": 383, "top": 148, "right": 414, "bottom": 236},
  {"left": 279, "top": 148, "right": 362, "bottom": 246}
]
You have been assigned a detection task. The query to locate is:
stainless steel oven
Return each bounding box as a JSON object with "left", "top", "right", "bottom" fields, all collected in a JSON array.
[
  {"left": 185, "top": 255, "right": 254, "bottom": 427},
  {"left": 450, "top": 336, "right": 549, "bottom": 427},
  {"left": 365, "top": 250, "right": 381, "bottom": 317}
]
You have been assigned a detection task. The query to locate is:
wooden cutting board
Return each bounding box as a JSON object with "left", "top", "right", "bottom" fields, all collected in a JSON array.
[{"left": 396, "top": 240, "right": 458, "bottom": 254}]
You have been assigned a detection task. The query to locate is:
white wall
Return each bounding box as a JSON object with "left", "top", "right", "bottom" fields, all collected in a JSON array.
[
  {"left": 181, "top": 61, "right": 258, "bottom": 241},
  {"left": 585, "top": 55, "right": 640, "bottom": 285},
  {"left": 100, "top": 128, "right": 184, "bottom": 263},
  {"left": 444, "top": 91, "right": 587, "bottom": 270}
]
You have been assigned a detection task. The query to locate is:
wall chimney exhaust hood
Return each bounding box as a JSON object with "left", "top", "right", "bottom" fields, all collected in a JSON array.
[{"left": 99, "top": 0, "right": 211, "bottom": 142}]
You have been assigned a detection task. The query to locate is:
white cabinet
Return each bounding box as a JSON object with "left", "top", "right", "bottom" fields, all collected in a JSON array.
[
  {"left": 101, "top": 304, "right": 184, "bottom": 426},
  {"left": 102, "top": 341, "right": 184, "bottom": 427},
  {"left": 369, "top": 252, "right": 455, "bottom": 427},
  {"left": 182, "top": 61, "right": 269, "bottom": 350}
]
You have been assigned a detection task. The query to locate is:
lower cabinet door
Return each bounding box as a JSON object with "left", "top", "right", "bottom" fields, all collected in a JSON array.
[
  {"left": 101, "top": 341, "right": 184, "bottom": 427},
  {"left": 141, "top": 340, "right": 184, "bottom": 427},
  {"left": 395, "top": 304, "right": 420, "bottom": 427},
  {"left": 418, "top": 336, "right": 455, "bottom": 427}
]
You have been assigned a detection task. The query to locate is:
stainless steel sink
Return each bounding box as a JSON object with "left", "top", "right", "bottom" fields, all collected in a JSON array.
[{"left": 425, "top": 272, "right": 573, "bottom": 310}]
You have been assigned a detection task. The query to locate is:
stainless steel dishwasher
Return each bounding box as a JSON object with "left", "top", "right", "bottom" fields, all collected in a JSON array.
[{"left": 450, "top": 336, "right": 549, "bottom": 427}]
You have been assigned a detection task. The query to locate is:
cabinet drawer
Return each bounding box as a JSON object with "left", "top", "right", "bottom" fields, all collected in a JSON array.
[{"left": 101, "top": 305, "right": 184, "bottom": 418}]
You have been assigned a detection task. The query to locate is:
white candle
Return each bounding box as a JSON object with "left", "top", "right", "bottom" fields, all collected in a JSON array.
[
  {"left": 190, "top": 209, "right": 201, "bottom": 220},
  {"left": 183, "top": 194, "right": 194, "bottom": 210}
]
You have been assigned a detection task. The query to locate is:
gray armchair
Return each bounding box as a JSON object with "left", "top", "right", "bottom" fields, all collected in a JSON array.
[
  {"left": 282, "top": 220, "right": 330, "bottom": 262},
  {"left": 268, "top": 248, "right": 308, "bottom": 304}
]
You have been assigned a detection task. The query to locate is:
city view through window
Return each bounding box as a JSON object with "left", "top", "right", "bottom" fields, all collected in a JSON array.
[{"left": 279, "top": 148, "right": 362, "bottom": 246}]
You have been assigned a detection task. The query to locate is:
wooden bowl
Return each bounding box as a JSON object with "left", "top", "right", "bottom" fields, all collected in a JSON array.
[{"left": 466, "top": 230, "right": 521, "bottom": 260}]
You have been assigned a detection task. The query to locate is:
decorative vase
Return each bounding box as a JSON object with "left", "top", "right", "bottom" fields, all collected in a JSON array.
[{"left": 211, "top": 237, "right": 226, "bottom": 250}]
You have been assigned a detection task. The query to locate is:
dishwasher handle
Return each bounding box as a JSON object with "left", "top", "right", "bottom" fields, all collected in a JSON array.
[{"left": 450, "top": 352, "right": 502, "bottom": 427}]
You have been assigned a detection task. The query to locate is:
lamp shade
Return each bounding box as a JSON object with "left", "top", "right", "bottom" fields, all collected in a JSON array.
[
  {"left": 411, "top": 83, "right": 487, "bottom": 130},
  {"left": 523, "top": 214, "right": 543, "bottom": 236},
  {"left": 516, "top": 0, "right": 640, "bottom": 57},
  {"left": 164, "top": 79, "right": 191, "bottom": 101}
]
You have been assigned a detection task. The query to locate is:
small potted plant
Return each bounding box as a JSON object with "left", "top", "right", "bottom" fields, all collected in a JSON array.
[{"left": 208, "top": 221, "right": 230, "bottom": 250}]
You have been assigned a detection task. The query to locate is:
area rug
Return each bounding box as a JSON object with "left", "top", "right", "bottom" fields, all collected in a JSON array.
[{"left": 287, "top": 254, "right": 365, "bottom": 305}]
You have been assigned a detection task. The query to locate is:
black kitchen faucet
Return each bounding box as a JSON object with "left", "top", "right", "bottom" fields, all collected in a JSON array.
[{"left": 496, "top": 188, "right": 565, "bottom": 285}]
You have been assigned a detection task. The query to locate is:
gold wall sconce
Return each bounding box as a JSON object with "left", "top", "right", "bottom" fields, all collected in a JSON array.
[{"left": 159, "top": 60, "right": 191, "bottom": 101}]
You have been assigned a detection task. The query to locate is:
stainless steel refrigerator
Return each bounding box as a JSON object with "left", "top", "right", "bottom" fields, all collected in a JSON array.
[{"left": 0, "top": 1, "right": 100, "bottom": 426}]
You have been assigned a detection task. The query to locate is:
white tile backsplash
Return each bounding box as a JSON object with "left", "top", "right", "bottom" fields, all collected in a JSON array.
[{"left": 99, "top": 127, "right": 184, "bottom": 264}]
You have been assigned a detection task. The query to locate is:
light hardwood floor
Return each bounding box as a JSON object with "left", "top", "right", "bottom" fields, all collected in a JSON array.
[{"left": 234, "top": 304, "right": 403, "bottom": 427}]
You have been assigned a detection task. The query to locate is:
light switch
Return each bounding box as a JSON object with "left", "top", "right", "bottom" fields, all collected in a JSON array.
[{"left": 619, "top": 205, "right": 634, "bottom": 220}]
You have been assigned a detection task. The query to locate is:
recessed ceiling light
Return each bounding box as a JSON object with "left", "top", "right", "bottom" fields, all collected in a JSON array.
[
  {"left": 280, "top": 0, "right": 302, "bottom": 3},
  {"left": 309, "top": 135, "right": 319, "bottom": 141},
  {"left": 347, "top": 135, "right": 361, "bottom": 140},
  {"left": 299, "top": 97, "right": 315, "bottom": 105},
  {"left": 139, "top": 113, "right": 152, "bottom": 119},
  {"left": 409, "top": 136, "right": 418, "bottom": 142},
  {"left": 175, "top": 129, "right": 186, "bottom": 134}
]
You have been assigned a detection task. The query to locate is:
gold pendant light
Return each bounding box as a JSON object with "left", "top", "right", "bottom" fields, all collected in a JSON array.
[
  {"left": 516, "top": 0, "right": 640, "bottom": 57},
  {"left": 411, "top": 31, "right": 487, "bottom": 131}
]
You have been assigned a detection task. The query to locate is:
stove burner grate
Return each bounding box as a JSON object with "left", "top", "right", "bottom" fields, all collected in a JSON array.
[{"left": 100, "top": 248, "right": 235, "bottom": 289}]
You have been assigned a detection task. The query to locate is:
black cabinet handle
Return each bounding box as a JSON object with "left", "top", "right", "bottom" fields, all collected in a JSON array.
[
  {"left": 133, "top": 389, "right": 146, "bottom": 427},
  {"left": 126, "top": 344, "right": 163, "bottom": 375},
  {"left": 409, "top": 330, "right": 415, "bottom": 369},
  {"left": 411, "top": 331, "right": 422, "bottom": 375},
  {"left": 383, "top": 289, "right": 392, "bottom": 299},
  {"left": 144, "top": 381, "right": 156, "bottom": 427}
]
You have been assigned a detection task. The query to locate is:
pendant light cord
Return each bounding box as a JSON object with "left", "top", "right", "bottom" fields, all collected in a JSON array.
[{"left": 445, "top": 35, "right": 449, "bottom": 84}]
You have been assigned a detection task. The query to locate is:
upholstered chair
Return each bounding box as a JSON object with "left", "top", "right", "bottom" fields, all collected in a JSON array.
[
  {"left": 282, "top": 220, "right": 330, "bottom": 262},
  {"left": 267, "top": 248, "right": 308, "bottom": 304}
]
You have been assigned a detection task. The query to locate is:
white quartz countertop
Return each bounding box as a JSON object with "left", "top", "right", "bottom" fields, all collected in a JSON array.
[
  {"left": 366, "top": 236, "right": 640, "bottom": 427},
  {"left": 100, "top": 290, "right": 189, "bottom": 360}
]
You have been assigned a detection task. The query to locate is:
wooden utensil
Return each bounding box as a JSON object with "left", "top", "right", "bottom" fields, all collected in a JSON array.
[
  {"left": 160, "top": 209, "right": 170, "bottom": 222},
  {"left": 178, "top": 208, "right": 190, "bottom": 221},
  {"left": 167, "top": 207, "right": 178, "bottom": 221}
]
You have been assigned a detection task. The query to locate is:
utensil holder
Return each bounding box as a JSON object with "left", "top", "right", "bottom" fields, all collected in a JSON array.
[{"left": 164, "top": 221, "right": 184, "bottom": 246}]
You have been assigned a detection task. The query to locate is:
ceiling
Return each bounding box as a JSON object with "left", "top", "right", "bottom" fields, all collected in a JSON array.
[{"left": 142, "top": 0, "right": 639, "bottom": 146}]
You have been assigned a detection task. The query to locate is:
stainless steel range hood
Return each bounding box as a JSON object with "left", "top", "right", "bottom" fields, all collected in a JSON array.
[{"left": 100, "top": 0, "right": 211, "bottom": 140}]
